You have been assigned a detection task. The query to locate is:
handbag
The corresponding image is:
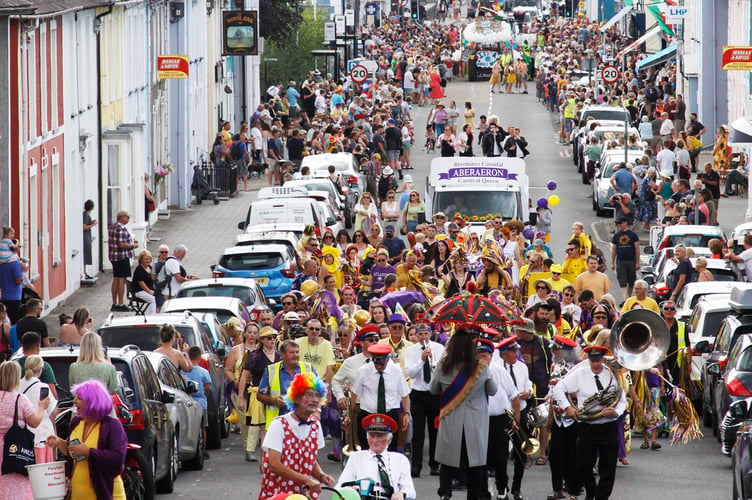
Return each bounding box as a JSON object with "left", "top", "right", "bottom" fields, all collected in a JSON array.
[{"left": 2, "top": 395, "right": 36, "bottom": 476}]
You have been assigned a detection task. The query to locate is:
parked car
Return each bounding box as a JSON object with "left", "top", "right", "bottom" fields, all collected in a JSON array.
[
  {"left": 645, "top": 225, "right": 726, "bottom": 259},
  {"left": 640, "top": 245, "right": 712, "bottom": 276},
  {"left": 675, "top": 282, "right": 752, "bottom": 322},
  {"left": 307, "top": 190, "right": 344, "bottom": 233},
  {"left": 161, "top": 296, "right": 250, "bottom": 329},
  {"left": 701, "top": 288, "right": 752, "bottom": 438},
  {"left": 23, "top": 346, "right": 177, "bottom": 496},
  {"left": 591, "top": 150, "right": 644, "bottom": 216},
  {"left": 301, "top": 152, "right": 366, "bottom": 196},
  {"left": 706, "top": 333, "right": 752, "bottom": 455},
  {"left": 237, "top": 196, "right": 327, "bottom": 236},
  {"left": 648, "top": 257, "right": 743, "bottom": 302},
  {"left": 98, "top": 313, "right": 228, "bottom": 449},
  {"left": 147, "top": 352, "right": 205, "bottom": 470},
  {"left": 212, "top": 244, "right": 298, "bottom": 303},
  {"left": 283, "top": 178, "right": 352, "bottom": 227},
  {"left": 728, "top": 397, "right": 752, "bottom": 498},
  {"left": 687, "top": 296, "right": 735, "bottom": 354},
  {"left": 191, "top": 312, "right": 232, "bottom": 354},
  {"left": 177, "top": 277, "right": 272, "bottom": 320},
  {"left": 731, "top": 221, "right": 752, "bottom": 256}
]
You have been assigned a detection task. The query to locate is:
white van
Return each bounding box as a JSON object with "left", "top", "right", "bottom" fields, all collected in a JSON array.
[
  {"left": 237, "top": 196, "right": 327, "bottom": 236},
  {"left": 425, "top": 157, "right": 529, "bottom": 235}
]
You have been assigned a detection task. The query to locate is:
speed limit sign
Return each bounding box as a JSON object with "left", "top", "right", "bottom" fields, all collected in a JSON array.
[
  {"left": 601, "top": 65, "right": 620, "bottom": 84},
  {"left": 399, "top": 0, "right": 408, "bottom": 6},
  {"left": 350, "top": 64, "right": 369, "bottom": 83}
]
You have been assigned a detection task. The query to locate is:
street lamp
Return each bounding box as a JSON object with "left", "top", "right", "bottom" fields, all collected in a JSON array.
[{"left": 263, "top": 58, "right": 278, "bottom": 95}]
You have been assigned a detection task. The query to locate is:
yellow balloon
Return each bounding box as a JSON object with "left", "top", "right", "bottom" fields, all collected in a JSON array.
[
  {"left": 286, "top": 495, "right": 308, "bottom": 500},
  {"left": 300, "top": 280, "right": 318, "bottom": 297},
  {"left": 548, "top": 195, "right": 560, "bottom": 207},
  {"left": 354, "top": 310, "right": 371, "bottom": 327}
]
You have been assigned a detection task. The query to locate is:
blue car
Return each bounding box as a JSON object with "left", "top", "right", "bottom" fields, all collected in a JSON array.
[{"left": 212, "top": 244, "right": 299, "bottom": 303}]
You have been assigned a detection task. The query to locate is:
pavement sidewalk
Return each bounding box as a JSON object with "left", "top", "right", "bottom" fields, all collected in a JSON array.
[{"left": 41, "top": 177, "right": 268, "bottom": 337}]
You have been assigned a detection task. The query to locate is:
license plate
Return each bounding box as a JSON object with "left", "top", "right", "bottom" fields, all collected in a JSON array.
[{"left": 255, "top": 277, "right": 269, "bottom": 285}]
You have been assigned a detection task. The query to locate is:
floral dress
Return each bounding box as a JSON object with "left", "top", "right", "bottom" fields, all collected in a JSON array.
[{"left": 0, "top": 392, "right": 35, "bottom": 500}]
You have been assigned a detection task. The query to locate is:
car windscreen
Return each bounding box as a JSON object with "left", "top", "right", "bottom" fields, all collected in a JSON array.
[
  {"left": 434, "top": 190, "right": 518, "bottom": 219},
  {"left": 701, "top": 311, "right": 727, "bottom": 340},
  {"left": 178, "top": 285, "right": 255, "bottom": 304},
  {"left": 666, "top": 234, "right": 719, "bottom": 248},
  {"left": 219, "top": 252, "right": 283, "bottom": 270},
  {"left": 296, "top": 182, "right": 339, "bottom": 198},
  {"left": 689, "top": 269, "right": 737, "bottom": 282},
  {"left": 583, "top": 110, "right": 630, "bottom": 122},
  {"left": 689, "top": 292, "right": 727, "bottom": 310},
  {"left": 99, "top": 325, "right": 197, "bottom": 351},
  {"left": 310, "top": 162, "right": 348, "bottom": 172}
]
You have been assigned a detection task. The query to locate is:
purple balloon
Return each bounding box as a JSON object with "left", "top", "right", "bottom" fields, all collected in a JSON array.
[
  {"left": 523, "top": 228, "right": 535, "bottom": 240},
  {"left": 537, "top": 197, "right": 548, "bottom": 209},
  {"left": 547, "top": 180, "right": 557, "bottom": 191}
]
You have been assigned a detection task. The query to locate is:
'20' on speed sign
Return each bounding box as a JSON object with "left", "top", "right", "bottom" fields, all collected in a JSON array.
[
  {"left": 350, "top": 64, "right": 369, "bottom": 83},
  {"left": 601, "top": 65, "right": 620, "bottom": 84}
]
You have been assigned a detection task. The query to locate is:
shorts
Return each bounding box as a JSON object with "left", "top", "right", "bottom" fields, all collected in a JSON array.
[
  {"left": 111, "top": 258, "right": 132, "bottom": 278},
  {"left": 268, "top": 159, "right": 280, "bottom": 173},
  {"left": 386, "top": 150, "right": 400, "bottom": 161},
  {"left": 616, "top": 260, "right": 636, "bottom": 287},
  {"left": 402, "top": 139, "right": 411, "bottom": 152}
]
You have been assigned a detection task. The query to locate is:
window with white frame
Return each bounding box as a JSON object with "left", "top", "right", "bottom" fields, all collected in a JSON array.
[
  {"left": 27, "top": 34, "right": 36, "bottom": 139},
  {"left": 50, "top": 20, "right": 58, "bottom": 130},
  {"left": 51, "top": 149, "right": 61, "bottom": 264},
  {"left": 40, "top": 24, "right": 47, "bottom": 134},
  {"left": 28, "top": 159, "right": 38, "bottom": 278}
]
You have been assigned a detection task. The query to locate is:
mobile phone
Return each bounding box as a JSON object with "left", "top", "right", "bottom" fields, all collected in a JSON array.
[
  {"left": 39, "top": 387, "right": 49, "bottom": 400},
  {"left": 68, "top": 438, "right": 86, "bottom": 462}
]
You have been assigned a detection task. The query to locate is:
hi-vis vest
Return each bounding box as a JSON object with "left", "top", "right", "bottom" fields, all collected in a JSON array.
[
  {"left": 564, "top": 98, "right": 576, "bottom": 119},
  {"left": 676, "top": 321, "right": 687, "bottom": 367},
  {"left": 265, "top": 361, "right": 309, "bottom": 429}
]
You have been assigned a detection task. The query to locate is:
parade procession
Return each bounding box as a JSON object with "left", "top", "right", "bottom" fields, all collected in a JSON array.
[{"left": 2, "top": 0, "right": 752, "bottom": 499}]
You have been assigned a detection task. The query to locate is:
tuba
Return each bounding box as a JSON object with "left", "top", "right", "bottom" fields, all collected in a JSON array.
[{"left": 567, "top": 309, "right": 670, "bottom": 421}]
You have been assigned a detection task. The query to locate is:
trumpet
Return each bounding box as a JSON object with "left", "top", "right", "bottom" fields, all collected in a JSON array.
[
  {"left": 422, "top": 340, "right": 437, "bottom": 372},
  {"left": 505, "top": 409, "right": 540, "bottom": 469}
]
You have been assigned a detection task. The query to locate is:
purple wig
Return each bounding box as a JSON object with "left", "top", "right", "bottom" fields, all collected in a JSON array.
[{"left": 72, "top": 379, "right": 113, "bottom": 421}]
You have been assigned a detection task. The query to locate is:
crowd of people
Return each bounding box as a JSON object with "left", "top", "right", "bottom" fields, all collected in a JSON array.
[{"left": 0, "top": 3, "right": 743, "bottom": 500}]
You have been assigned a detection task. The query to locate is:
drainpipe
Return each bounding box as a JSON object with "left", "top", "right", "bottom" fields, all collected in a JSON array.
[{"left": 94, "top": 5, "right": 112, "bottom": 272}]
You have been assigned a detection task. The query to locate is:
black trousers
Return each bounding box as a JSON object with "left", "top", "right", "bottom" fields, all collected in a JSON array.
[
  {"left": 549, "top": 421, "right": 579, "bottom": 495},
  {"left": 577, "top": 421, "right": 619, "bottom": 500},
  {"left": 357, "top": 409, "right": 400, "bottom": 452},
  {"left": 438, "top": 432, "right": 490, "bottom": 499},
  {"left": 487, "top": 413, "right": 525, "bottom": 494},
  {"left": 410, "top": 390, "right": 439, "bottom": 472}
]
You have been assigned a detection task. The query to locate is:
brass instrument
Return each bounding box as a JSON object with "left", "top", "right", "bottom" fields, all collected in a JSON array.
[
  {"left": 566, "top": 309, "right": 670, "bottom": 421},
  {"left": 341, "top": 390, "right": 361, "bottom": 464},
  {"left": 505, "top": 409, "right": 540, "bottom": 468}
]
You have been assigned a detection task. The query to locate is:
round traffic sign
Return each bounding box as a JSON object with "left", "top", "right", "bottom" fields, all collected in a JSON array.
[
  {"left": 601, "top": 65, "right": 620, "bottom": 84},
  {"left": 350, "top": 64, "right": 369, "bottom": 83}
]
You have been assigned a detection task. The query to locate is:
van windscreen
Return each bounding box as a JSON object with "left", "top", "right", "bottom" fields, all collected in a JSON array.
[{"left": 435, "top": 190, "right": 518, "bottom": 219}]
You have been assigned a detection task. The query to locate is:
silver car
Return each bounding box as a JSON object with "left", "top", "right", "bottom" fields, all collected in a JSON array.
[
  {"left": 591, "top": 151, "right": 644, "bottom": 217},
  {"left": 147, "top": 352, "right": 205, "bottom": 470}
]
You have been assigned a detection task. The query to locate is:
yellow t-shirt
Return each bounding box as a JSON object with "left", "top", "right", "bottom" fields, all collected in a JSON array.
[
  {"left": 562, "top": 257, "right": 587, "bottom": 277},
  {"left": 549, "top": 277, "right": 571, "bottom": 293},
  {"left": 621, "top": 296, "right": 660, "bottom": 314},
  {"left": 395, "top": 264, "right": 417, "bottom": 290},
  {"left": 70, "top": 422, "right": 126, "bottom": 500},
  {"left": 295, "top": 337, "right": 335, "bottom": 379}
]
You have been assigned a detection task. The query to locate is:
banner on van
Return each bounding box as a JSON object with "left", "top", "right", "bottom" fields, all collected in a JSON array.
[{"left": 437, "top": 167, "right": 518, "bottom": 181}]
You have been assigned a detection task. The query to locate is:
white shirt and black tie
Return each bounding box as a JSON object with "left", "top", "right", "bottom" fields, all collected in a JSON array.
[
  {"left": 552, "top": 364, "right": 628, "bottom": 425},
  {"left": 487, "top": 363, "right": 520, "bottom": 416},
  {"left": 404, "top": 341, "right": 445, "bottom": 391},
  {"left": 494, "top": 359, "right": 533, "bottom": 411},
  {"left": 337, "top": 449, "right": 416, "bottom": 499},
  {"left": 352, "top": 360, "right": 410, "bottom": 413}
]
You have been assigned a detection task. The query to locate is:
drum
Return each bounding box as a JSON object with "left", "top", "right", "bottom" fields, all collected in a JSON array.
[{"left": 528, "top": 401, "right": 549, "bottom": 428}]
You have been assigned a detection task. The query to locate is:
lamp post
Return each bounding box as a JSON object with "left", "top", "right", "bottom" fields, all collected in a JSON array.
[{"left": 263, "top": 58, "right": 278, "bottom": 96}]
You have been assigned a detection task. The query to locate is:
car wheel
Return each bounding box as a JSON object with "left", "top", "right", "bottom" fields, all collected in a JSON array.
[
  {"left": 702, "top": 404, "right": 713, "bottom": 428},
  {"left": 206, "top": 409, "right": 222, "bottom": 450},
  {"left": 156, "top": 433, "right": 177, "bottom": 493},
  {"left": 221, "top": 401, "right": 231, "bottom": 439},
  {"left": 123, "top": 448, "right": 155, "bottom": 500},
  {"left": 183, "top": 426, "right": 205, "bottom": 471},
  {"left": 596, "top": 204, "right": 607, "bottom": 218},
  {"left": 712, "top": 410, "right": 719, "bottom": 438}
]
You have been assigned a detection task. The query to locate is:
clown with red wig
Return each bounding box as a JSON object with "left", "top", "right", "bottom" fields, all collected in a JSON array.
[{"left": 258, "top": 373, "right": 335, "bottom": 499}]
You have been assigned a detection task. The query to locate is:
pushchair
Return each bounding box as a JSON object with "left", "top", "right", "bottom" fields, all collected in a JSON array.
[{"left": 192, "top": 164, "right": 220, "bottom": 205}]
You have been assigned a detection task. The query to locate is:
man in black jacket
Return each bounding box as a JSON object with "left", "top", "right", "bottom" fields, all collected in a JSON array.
[
  {"left": 481, "top": 122, "right": 508, "bottom": 157},
  {"left": 503, "top": 127, "right": 529, "bottom": 158}
]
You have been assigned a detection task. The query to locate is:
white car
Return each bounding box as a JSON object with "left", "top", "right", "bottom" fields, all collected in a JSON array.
[
  {"left": 675, "top": 282, "right": 752, "bottom": 322},
  {"left": 302, "top": 152, "right": 366, "bottom": 196}
]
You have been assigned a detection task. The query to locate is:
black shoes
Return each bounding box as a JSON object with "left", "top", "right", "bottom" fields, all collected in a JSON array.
[
  {"left": 411, "top": 468, "right": 420, "bottom": 478},
  {"left": 110, "top": 304, "right": 129, "bottom": 312},
  {"left": 430, "top": 465, "right": 441, "bottom": 476}
]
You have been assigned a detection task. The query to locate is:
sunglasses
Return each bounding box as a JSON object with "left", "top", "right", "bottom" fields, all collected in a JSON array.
[
  {"left": 308, "top": 327, "right": 322, "bottom": 331},
  {"left": 388, "top": 196, "right": 394, "bottom": 199},
  {"left": 593, "top": 314, "right": 608, "bottom": 319},
  {"left": 563, "top": 293, "right": 574, "bottom": 297},
  {"left": 159, "top": 250, "right": 169, "bottom": 254},
  {"left": 283, "top": 301, "right": 294, "bottom": 306},
  {"left": 662, "top": 307, "right": 676, "bottom": 311},
  {"left": 536, "top": 286, "right": 548, "bottom": 290},
  {"left": 324, "top": 235, "right": 334, "bottom": 239}
]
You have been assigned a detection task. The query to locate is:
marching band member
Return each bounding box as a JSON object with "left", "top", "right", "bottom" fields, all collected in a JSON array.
[
  {"left": 552, "top": 345, "right": 628, "bottom": 500},
  {"left": 337, "top": 413, "right": 416, "bottom": 500},
  {"left": 546, "top": 335, "right": 581, "bottom": 500},
  {"left": 404, "top": 322, "right": 445, "bottom": 477},
  {"left": 481, "top": 337, "right": 521, "bottom": 500},
  {"left": 352, "top": 343, "right": 411, "bottom": 451},
  {"left": 495, "top": 335, "right": 532, "bottom": 500}
]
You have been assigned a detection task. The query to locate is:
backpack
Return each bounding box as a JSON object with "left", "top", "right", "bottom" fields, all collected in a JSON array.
[
  {"left": 589, "top": 238, "right": 607, "bottom": 273},
  {"left": 154, "top": 256, "right": 186, "bottom": 296},
  {"left": 230, "top": 141, "right": 243, "bottom": 161}
]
